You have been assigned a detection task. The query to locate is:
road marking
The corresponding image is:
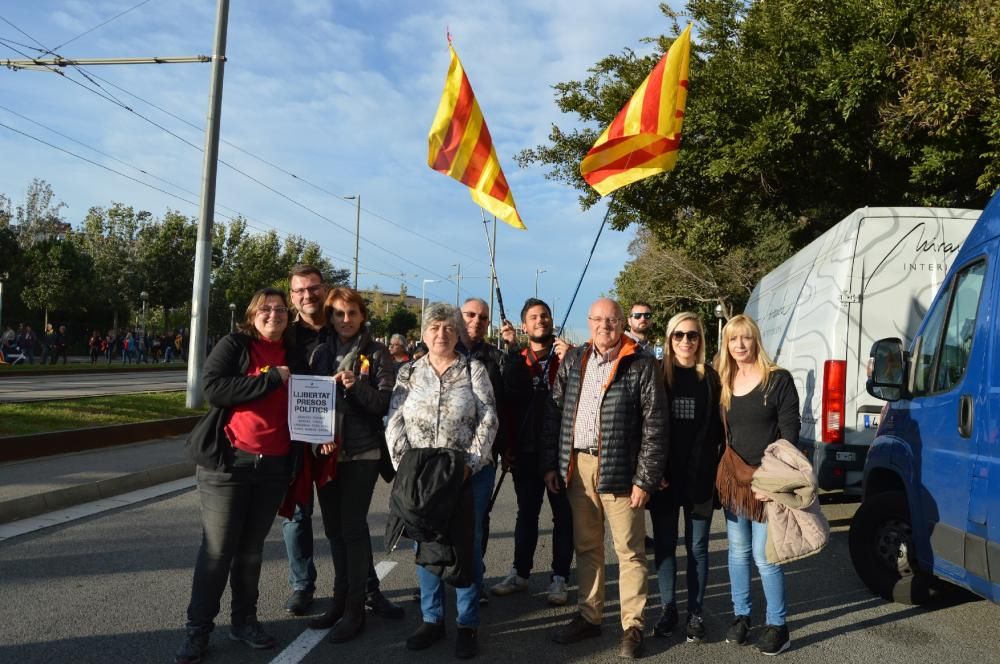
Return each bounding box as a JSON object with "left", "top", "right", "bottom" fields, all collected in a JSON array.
[
  {"left": 0, "top": 477, "right": 195, "bottom": 542},
  {"left": 269, "top": 560, "right": 398, "bottom": 664}
]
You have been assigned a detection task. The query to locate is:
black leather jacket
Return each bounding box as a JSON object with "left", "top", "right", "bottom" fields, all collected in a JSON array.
[{"left": 542, "top": 336, "right": 668, "bottom": 494}]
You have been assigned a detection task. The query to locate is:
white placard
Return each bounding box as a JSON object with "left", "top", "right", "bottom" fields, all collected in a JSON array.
[{"left": 288, "top": 375, "right": 336, "bottom": 444}]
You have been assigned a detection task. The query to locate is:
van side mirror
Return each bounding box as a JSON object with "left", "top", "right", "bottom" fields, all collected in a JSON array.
[{"left": 866, "top": 337, "right": 906, "bottom": 402}]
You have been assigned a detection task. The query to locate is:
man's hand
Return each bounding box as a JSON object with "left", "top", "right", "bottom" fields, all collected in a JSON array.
[
  {"left": 544, "top": 470, "right": 561, "bottom": 494},
  {"left": 553, "top": 337, "right": 572, "bottom": 361},
  {"left": 275, "top": 366, "right": 291, "bottom": 383},
  {"left": 500, "top": 320, "right": 518, "bottom": 347},
  {"left": 333, "top": 370, "right": 356, "bottom": 389},
  {"left": 319, "top": 442, "right": 337, "bottom": 456},
  {"left": 629, "top": 485, "right": 650, "bottom": 509}
]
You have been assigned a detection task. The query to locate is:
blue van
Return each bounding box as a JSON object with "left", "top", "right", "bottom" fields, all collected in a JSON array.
[{"left": 850, "top": 189, "right": 1000, "bottom": 604}]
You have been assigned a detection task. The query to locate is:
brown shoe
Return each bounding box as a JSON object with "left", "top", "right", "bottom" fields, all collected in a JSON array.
[
  {"left": 619, "top": 626, "right": 644, "bottom": 659},
  {"left": 552, "top": 614, "right": 601, "bottom": 644}
]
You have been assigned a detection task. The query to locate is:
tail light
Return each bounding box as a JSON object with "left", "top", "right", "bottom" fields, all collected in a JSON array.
[{"left": 821, "top": 359, "right": 847, "bottom": 443}]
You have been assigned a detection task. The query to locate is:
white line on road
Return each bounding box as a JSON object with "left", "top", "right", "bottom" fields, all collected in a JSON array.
[
  {"left": 0, "top": 477, "right": 196, "bottom": 542},
  {"left": 269, "top": 560, "right": 398, "bottom": 664}
]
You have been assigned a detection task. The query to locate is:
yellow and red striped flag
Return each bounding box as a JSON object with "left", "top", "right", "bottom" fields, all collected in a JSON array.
[
  {"left": 428, "top": 43, "right": 525, "bottom": 230},
  {"left": 580, "top": 24, "right": 692, "bottom": 196}
]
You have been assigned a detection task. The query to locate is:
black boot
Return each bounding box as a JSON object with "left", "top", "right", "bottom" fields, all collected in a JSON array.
[
  {"left": 328, "top": 606, "right": 366, "bottom": 643},
  {"left": 366, "top": 588, "right": 405, "bottom": 619},
  {"left": 308, "top": 594, "right": 346, "bottom": 630}
]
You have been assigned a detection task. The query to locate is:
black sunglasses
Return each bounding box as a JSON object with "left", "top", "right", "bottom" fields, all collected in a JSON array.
[
  {"left": 671, "top": 330, "right": 701, "bottom": 342},
  {"left": 462, "top": 311, "right": 489, "bottom": 322},
  {"left": 630, "top": 312, "right": 653, "bottom": 320}
]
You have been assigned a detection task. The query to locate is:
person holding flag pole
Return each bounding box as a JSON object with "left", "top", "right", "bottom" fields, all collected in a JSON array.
[{"left": 543, "top": 24, "right": 691, "bottom": 659}]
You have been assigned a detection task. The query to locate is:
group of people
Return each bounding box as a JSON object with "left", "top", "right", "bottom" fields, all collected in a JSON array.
[
  {"left": 174, "top": 264, "right": 803, "bottom": 664},
  {"left": 87, "top": 328, "right": 188, "bottom": 365},
  {"left": 0, "top": 322, "right": 68, "bottom": 365}
]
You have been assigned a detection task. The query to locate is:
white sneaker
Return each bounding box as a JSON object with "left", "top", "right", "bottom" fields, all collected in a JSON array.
[
  {"left": 546, "top": 575, "right": 568, "bottom": 606},
  {"left": 491, "top": 569, "right": 529, "bottom": 596}
]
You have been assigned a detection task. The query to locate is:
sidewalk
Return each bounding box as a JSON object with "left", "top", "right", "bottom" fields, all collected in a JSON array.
[{"left": 0, "top": 436, "right": 193, "bottom": 524}]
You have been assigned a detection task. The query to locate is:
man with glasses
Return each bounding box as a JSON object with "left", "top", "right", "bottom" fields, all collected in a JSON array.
[
  {"left": 456, "top": 297, "right": 510, "bottom": 606},
  {"left": 625, "top": 302, "right": 654, "bottom": 352},
  {"left": 282, "top": 265, "right": 403, "bottom": 622},
  {"left": 544, "top": 298, "right": 668, "bottom": 659}
]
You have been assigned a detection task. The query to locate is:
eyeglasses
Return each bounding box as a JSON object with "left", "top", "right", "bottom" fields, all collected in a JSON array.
[
  {"left": 588, "top": 316, "right": 622, "bottom": 326},
  {"left": 671, "top": 330, "right": 700, "bottom": 342},
  {"left": 257, "top": 306, "right": 289, "bottom": 315},
  {"left": 462, "top": 311, "right": 489, "bottom": 322},
  {"left": 630, "top": 312, "right": 653, "bottom": 320},
  {"left": 290, "top": 285, "right": 324, "bottom": 296}
]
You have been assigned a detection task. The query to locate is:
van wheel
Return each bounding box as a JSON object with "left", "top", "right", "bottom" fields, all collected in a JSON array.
[{"left": 849, "top": 490, "right": 933, "bottom": 605}]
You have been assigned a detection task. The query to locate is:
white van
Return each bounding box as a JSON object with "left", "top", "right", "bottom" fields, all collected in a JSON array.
[{"left": 743, "top": 207, "right": 979, "bottom": 494}]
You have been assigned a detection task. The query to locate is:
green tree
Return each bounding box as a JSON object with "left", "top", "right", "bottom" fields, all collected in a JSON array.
[
  {"left": 519, "top": 0, "right": 1000, "bottom": 312},
  {"left": 134, "top": 210, "right": 198, "bottom": 331},
  {"left": 14, "top": 179, "right": 67, "bottom": 247},
  {"left": 386, "top": 303, "right": 418, "bottom": 337},
  {"left": 20, "top": 238, "right": 94, "bottom": 325},
  {"left": 77, "top": 203, "right": 150, "bottom": 329}
]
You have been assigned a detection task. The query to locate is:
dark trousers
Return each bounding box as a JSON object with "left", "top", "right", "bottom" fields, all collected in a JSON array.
[
  {"left": 512, "top": 454, "right": 574, "bottom": 579},
  {"left": 649, "top": 495, "right": 710, "bottom": 615},
  {"left": 185, "top": 452, "right": 291, "bottom": 633},
  {"left": 316, "top": 459, "right": 380, "bottom": 606}
]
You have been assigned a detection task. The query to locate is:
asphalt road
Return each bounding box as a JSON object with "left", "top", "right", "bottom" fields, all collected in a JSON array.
[
  {"left": 0, "top": 480, "right": 996, "bottom": 664},
  {"left": 0, "top": 370, "right": 187, "bottom": 403}
]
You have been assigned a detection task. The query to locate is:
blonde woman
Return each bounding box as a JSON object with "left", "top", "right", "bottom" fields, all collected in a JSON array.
[
  {"left": 649, "top": 312, "right": 722, "bottom": 643},
  {"left": 715, "top": 314, "right": 799, "bottom": 655}
]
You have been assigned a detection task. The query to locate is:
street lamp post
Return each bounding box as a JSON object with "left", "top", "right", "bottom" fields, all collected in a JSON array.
[
  {"left": 534, "top": 267, "right": 547, "bottom": 299},
  {"left": 229, "top": 302, "right": 236, "bottom": 333},
  {"left": 140, "top": 291, "right": 148, "bottom": 334},
  {"left": 421, "top": 279, "right": 438, "bottom": 325},
  {"left": 714, "top": 303, "right": 725, "bottom": 354},
  {"left": 344, "top": 194, "right": 361, "bottom": 289},
  {"left": 0, "top": 271, "right": 7, "bottom": 334}
]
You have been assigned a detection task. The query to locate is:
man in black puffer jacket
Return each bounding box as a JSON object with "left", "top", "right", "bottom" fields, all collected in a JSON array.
[{"left": 542, "top": 298, "right": 668, "bottom": 660}]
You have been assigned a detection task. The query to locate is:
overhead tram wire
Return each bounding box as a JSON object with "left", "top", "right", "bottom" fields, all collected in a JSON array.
[
  {"left": 0, "top": 116, "right": 444, "bottom": 297},
  {"left": 0, "top": 26, "right": 465, "bottom": 288},
  {"left": 0, "top": 29, "right": 487, "bottom": 267},
  {"left": 48, "top": 0, "right": 154, "bottom": 52}
]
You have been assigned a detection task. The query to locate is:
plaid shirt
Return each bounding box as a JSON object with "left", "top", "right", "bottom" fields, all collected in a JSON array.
[{"left": 572, "top": 339, "right": 622, "bottom": 450}]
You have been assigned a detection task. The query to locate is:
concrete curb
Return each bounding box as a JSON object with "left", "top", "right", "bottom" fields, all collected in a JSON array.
[
  {"left": 0, "top": 417, "right": 202, "bottom": 463},
  {"left": 0, "top": 461, "right": 195, "bottom": 525}
]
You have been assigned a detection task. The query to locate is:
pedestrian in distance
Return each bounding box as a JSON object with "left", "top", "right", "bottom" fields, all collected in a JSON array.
[
  {"left": 386, "top": 302, "right": 499, "bottom": 659},
  {"left": 387, "top": 333, "right": 410, "bottom": 370},
  {"left": 56, "top": 324, "right": 69, "bottom": 364},
  {"left": 88, "top": 329, "right": 101, "bottom": 366},
  {"left": 544, "top": 298, "right": 668, "bottom": 659},
  {"left": 280, "top": 265, "right": 403, "bottom": 623},
  {"left": 648, "top": 312, "right": 723, "bottom": 643},
  {"left": 41, "top": 323, "right": 56, "bottom": 365},
  {"left": 305, "top": 287, "right": 398, "bottom": 644},
  {"left": 715, "top": 314, "right": 800, "bottom": 656},
  {"left": 21, "top": 325, "right": 36, "bottom": 364},
  {"left": 174, "top": 288, "right": 305, "bottom": 664},
  {"left": 491, "top": 298, "right": 575, "bottom": 606}
]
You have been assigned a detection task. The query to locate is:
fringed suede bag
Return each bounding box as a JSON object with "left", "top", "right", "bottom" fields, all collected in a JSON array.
[{"left": 715, "top": 405, "right": 766, "bottom": 522}]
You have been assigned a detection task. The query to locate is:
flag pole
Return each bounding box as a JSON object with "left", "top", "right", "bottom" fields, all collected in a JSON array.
[
  {"left": 558, "top": 202, "right": 612, "bottom": 336},
  {"left": 480, "top": 209, "right": 508, "bottom": 325}
]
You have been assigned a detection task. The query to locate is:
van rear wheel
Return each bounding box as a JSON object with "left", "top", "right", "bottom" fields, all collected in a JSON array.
[{"left": 849, "top": 490, "right": 934, "bottom": 605}]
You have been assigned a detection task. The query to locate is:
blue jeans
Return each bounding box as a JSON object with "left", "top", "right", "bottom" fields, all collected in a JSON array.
[
  {"left": 282, "top": 500, "right": 317, "bottom": 593},
  {"left": 725, "top": 509, "right": 785, "bottom": 626},
  {"left": 650, "top": 498, "right": 710, "bottom": 615},
  {"left": 418, "top": 463, "right": 495, "bottom": 628}
]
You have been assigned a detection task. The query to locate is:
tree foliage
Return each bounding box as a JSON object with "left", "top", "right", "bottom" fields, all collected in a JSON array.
[{"left": 519, "top": 0, "right": 1000, "bottom": 312}]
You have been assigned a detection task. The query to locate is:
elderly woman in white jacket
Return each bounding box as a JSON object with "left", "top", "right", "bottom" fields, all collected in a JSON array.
[{"left": 386, "top": 301, "right": 498, "bottom": 659}]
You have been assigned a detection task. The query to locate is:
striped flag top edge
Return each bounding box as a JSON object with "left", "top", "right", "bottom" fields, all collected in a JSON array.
[
  {"left": 428, "top": 44, "right": 526, "bottom": 230},
  {"left": 580, "top": 24, "right": 692, "bottom": 197}
]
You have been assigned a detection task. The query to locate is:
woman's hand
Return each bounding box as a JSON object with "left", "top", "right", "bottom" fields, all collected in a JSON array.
[
  {"left": 319, "top": 442, "right": 337, "bottom": 456},
  {"left": 464, "top": 465, "right": 473, "bottom": 481},
  {"left": 274, "top": 366, "right": 291, "bottom": 383},
  {"left": 753, "top": 491, "right": 772, "bottom": 502},
  {"left": 334, "top": 370, "right": 356, "bottom": 389}
]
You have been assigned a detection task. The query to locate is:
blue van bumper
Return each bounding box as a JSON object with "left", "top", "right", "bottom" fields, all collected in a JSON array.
[{"left": 800, "top": 440, "right": 868, "bottom": 491}]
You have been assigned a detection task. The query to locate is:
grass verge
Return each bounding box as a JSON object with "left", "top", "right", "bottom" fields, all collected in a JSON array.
[
  {"left": 0, "top": 361, "right": 185, "bottom": 374},
  {"left": 0, "top": 392, "right": 207, "bottom": 436}
]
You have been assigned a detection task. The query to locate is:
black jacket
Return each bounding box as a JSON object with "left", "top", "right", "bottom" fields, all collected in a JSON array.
[
  {"left": 310, "top": 330, "right": 394, "bottom": 457},
  {"left": 650, "top": 364, "right": 723, "bottom": 519},
  {"left": 542, "top": 336, "right": 668, "bottom": 494},
  {"left": 185, "top": 332, "right": 305, "bottom": 471},
  {"left": 504, "top": 343, "right": 560, "bottom": 466},
  {"left": 384, "top": 448, "right": 474, "bottom": 587}
]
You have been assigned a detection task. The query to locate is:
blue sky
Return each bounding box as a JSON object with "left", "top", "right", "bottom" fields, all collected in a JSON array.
[{"left": 0, "top": 0, "right": 675, "bottom": 339}]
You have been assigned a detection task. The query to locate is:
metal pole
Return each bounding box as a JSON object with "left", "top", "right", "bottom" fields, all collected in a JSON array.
[
  {"left": 186, "top": 0, "right": 229, "bottom": 408},
  {"left": 352, "top": 195, "right": 361, "bottom": 289},
  {"left": 421, "top": 279, "right": 437, "bottom": 326},
  {"left": 482, "top": 212, "right": 496, "bottom": 336},
  {"left": 558, "top": 204, "right": 611, "bottom": 335},
  {"left": 452, "top": 263, "right": 461, "bottom": 306},
  {"left": 535, "top": 268, "right": 546, "bottom": 299}
]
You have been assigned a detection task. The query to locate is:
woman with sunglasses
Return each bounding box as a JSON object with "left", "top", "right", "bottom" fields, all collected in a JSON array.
[
  {"left": 649, "top": 312, "right": 723, "bottom": 643},
  {"left": 175, "top": 288, "right": 303, "bottom": 664}
]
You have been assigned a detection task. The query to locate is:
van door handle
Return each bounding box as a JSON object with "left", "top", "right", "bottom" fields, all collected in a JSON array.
[{"left": 958, "top": 394, "right": 974, "bottom": 438}]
